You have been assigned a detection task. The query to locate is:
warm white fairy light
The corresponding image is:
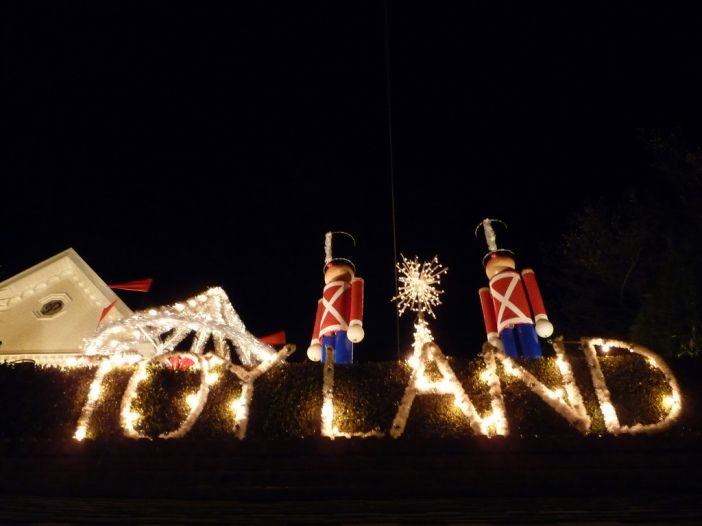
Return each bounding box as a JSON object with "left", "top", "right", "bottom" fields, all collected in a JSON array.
[
  {"left": 73, "top": 358, "right": 117, "bottom": 441},
  {"left": 482, "top": 344, "right": 510, "bottom": 436},
  {"left": 403, "top": 316, "right": 436, "bottom": 371},
  {"left": 186, "top": 393, "right": 199, "bottom": 410},
  {"left": 321, "top": 348, "right": 336, "bottom": 437},
  {"left": 321, "top": 398, "right": 335, "bottom": 436},
  {"left": 661, "top": 393, "right": 680, "bottom": 412},
  {"left": 229, "top": 397, "right": 245, "bottom": 416},
  {"left": 88, "top": 382, "right": 102, "bottom": 402},
  {"left": 230, "top": 387, "right": 250, "bottom": 438},
  {"left": 64, "top": 357, "right": 83, "bottom": 368},
  {"left": 230, "top": 383, "right": 252, "bottom": 439},
  {"left": 120, "top": 360, "right": 149, "bottom": 439},
  {"left": 600, "top": 401, "right": 618, "bottom": 429},
  {"left": 392, "top": 255, "right": 448, "bottom": 318},
  {"left": 548, "top": 388, "right": 564, "bottom": 401},
  {"left": 582, "top": 337, "right": 683, "bottom": 434},
  {"left": 555, "top": 356, "right": 569, "bottom": 376},
  {"left": 501, "top": 358, "right": 518, "bottom": 377},
  {"left": 123, "top": 410, "right": 140, "bottom": 428}
]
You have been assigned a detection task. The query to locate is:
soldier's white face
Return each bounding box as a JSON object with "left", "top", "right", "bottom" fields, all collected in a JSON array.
[{"left": 485, "top": 255, "right": 516, "bottom": 279}]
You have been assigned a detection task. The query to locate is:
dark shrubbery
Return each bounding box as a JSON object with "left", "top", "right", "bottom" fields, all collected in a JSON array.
[{"left": 0, "top": 352, "right": 698, "bottom": 442}]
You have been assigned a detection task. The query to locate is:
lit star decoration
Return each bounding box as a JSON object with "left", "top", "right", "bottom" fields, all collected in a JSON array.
[{"left": 392, "top": 255, "right": 448, "bottom": 318}]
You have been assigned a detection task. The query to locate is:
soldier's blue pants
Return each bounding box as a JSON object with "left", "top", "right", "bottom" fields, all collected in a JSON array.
[
  {"left": 500, "top": 324, "right": 542, "bottom": 358},
  {"left": 321, "top": 331, "right": 353, "bottom": 364}
]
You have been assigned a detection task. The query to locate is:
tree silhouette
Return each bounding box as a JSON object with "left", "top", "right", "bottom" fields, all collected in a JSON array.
[{"left": 548, "top": 130, "right": 702, "bottom": 357}]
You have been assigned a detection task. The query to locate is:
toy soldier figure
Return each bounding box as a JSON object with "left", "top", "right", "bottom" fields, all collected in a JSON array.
[
  {"left": 476, "top": 219, "right": 553, "bottom": 358},
  {"left": 307, "top": 232, "right": 364, "bottom": 364}
]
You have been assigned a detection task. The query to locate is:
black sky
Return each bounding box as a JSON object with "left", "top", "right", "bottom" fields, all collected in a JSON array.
[{"left": 3, "top": 2, "right": 702, "bottom": 360}]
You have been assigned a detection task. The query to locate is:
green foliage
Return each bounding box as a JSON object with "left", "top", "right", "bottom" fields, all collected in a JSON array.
[
  {"left": 132, "top": 365, "right": 202, "bottom": 438},
  {"left": 598, "top": 355, "right": 672, "bottom": 427},
  {"left": 190, "top": 369, "right": 243, "bottom": 439},
  {"left": 499, "top": 358, "right": 581, "bottom": 437},
  {"left": 246, "top": 362, "right": 322, "bottom": 439},
  {"left": 547, "top": 193, "right": 656, "bottom": 337},
  {"left": 87, "top": 368, "right": 133, "bottom": 440},
  {"left": 333, "top": 361, "right": 409, "bottom": 435},
  {"left": 0, "top": 364, "right": 92, "bottom": 439},
  {"left": 630, "top": 244, "right": 702, "bottom": 359}
]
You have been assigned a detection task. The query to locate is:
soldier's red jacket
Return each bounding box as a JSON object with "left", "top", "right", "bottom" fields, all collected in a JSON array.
[
  {"left": 479, "top": 268, "right": 547, "bottom": 340},
  {"left": 311, "top": 277, "right": 364, "bottom": 344}
]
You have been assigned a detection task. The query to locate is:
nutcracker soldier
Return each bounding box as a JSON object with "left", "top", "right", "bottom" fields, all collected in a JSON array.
[
  {"left": 476, "top": 218, "right": 554, "bottom": 359},
  {"left": 307, "top": 231, "right": 365, "bottom": 364}
]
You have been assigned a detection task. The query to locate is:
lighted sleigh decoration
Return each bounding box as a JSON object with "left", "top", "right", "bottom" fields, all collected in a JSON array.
[{"left": 74, "top": 287, "right": 294, "bottom": 441}]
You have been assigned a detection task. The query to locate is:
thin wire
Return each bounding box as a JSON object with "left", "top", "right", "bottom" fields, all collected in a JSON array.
[{"left": 383, "top": 0, "right": 401, "bottom": 359}]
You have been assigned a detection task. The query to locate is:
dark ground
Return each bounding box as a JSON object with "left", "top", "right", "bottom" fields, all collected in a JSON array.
[{"left": 1, "top": 436, "right": 701, "bottom": 524}]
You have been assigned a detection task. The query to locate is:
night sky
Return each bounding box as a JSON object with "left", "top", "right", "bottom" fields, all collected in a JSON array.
[{"left": 3, "top": 2, "right": 701, "bottom": 360}]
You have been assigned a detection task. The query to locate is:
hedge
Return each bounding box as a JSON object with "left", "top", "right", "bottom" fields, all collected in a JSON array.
[{"left": 0, "top": 352, "right": 700, "bottom": 442}]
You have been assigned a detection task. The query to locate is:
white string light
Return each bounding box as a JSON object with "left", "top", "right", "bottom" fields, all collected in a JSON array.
[
  {"left": 230, "top": 383, "right": 252, "bottom": 439},
  {"left": 73, "top": 358, "right": 115, "bottom": 441},
  {"left": 83, "top": 287, "right": 277, "bottom": 367}
]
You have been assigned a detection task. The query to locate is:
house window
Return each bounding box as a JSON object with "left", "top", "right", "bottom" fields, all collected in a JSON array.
[{"left": 40, "top": 300, "right": 64, "bottom": 317}]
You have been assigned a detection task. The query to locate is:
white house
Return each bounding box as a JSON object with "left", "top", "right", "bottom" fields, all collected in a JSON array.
[{"left": 0, "top": 248, "right": 132, "bottom": 365}]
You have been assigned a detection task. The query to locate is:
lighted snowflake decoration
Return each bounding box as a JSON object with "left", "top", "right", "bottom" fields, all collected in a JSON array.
[{"left": 392, "top": 255, "right": 448, "bottom": 318}]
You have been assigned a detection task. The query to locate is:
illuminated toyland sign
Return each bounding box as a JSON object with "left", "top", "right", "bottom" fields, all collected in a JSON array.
[
  {"left": 71, "top": 227, "right": 685, "bottom": 442},
  {"left": 71, "top": 287, "right": 682, "bottom": 442}
]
